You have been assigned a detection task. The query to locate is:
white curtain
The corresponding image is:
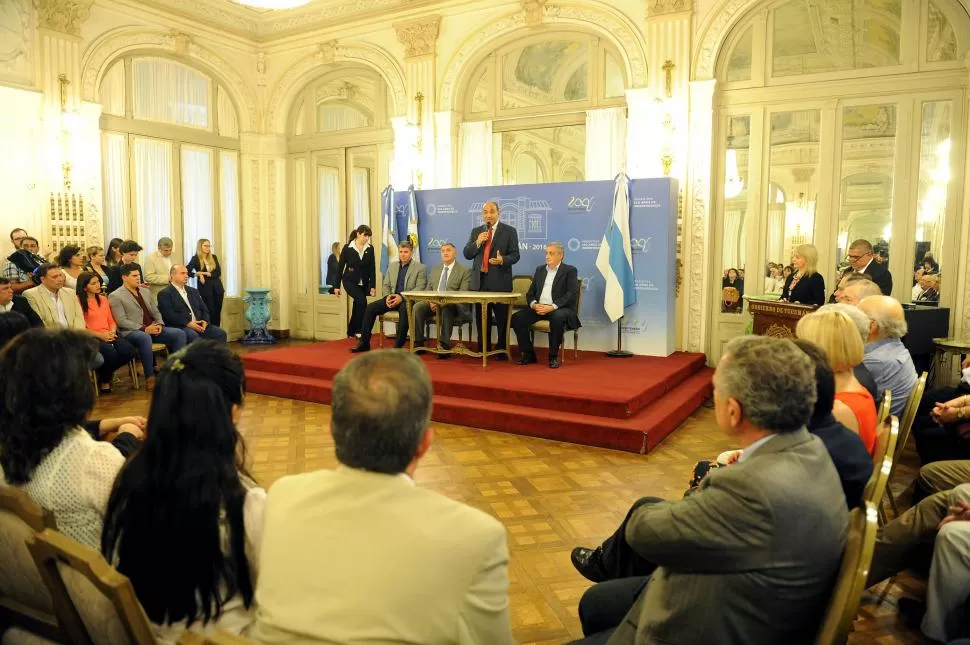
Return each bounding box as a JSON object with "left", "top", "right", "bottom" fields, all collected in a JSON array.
[
  {"left": 459, "top": 120, "right": 493, "bottom": 187},
  {"left": 585, "top": 107, "right": 627, "bottom": 180},
  {"left": 220, "top": 151, "right": 241, "bottom": 296},
  {"left": 722, "top": 210, "right": 741, "bottom": 270},
  {"left": 132, "top": 57, "right": 210, "bottom": 129},
  {"left": 103, "top": 132, "right": 129, "bottom": 241},
  {"left": 99, "top": 62, "right": 125, "bottom": 117},
  {"left": 180, "top": 146, "right": 215, "bottom": 265},
  {"left": 766, "top": 207, "right": 786, "bottom": 265},
  {"left": 318, "top": 167, "right": 340, "bottom": 290},
  {"left": 352, "top": 169, "right": 370, "bottom": 230},
  {"left": 132, "top": 137, "right": 173, "bottom": 256},
  {"left": 217, "top": 88, "right": 239, "bottom": 138},
  {"left": 318, "top": 103, "right": 369, "bottom": 132}
]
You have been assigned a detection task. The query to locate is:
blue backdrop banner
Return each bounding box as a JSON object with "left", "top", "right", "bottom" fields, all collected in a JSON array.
[{"left": 390, "top": 178, "right": 677, "bottom": 356}]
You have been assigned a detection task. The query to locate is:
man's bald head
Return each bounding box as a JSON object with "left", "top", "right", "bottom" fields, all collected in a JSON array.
[
  {"left": 840, "top": 280, "right": 883, "bottom": 305},
  {"left": 169, "top": 264, "right": 189, "bottom": 287},
  {"left": 858, "top": 295, "right": 907, "bottom": 341}
]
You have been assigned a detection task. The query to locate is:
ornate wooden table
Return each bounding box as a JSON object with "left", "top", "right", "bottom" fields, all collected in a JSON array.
[
  {"left": 402, "top": 290, "right": 522, "bottom": 368},
  {"left": 747, "top": 298, "right": 818, "bottom": 338}
]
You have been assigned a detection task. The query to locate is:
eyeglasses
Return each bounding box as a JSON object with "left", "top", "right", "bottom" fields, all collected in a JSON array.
[{"left": 846, "top": 254, "right": 865, "bottom": 261}]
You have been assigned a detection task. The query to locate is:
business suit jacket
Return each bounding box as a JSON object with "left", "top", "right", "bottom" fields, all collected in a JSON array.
[
  {"left": 781, "top": 271, "right": 825, "bottom": 306},
  {"left": 606, "top": 429, "right": 848, "bottom": 645},
  {"left": 109, "top": 286, "right": 163, "bottom": 334},
  {"left": 525, "top": 263, "right": 582, "bottom": 330},
  {"left": 866, "top": 260, "right": 893, "bottom": 296},
  {"left": 336, "top": 244, "right": 376, "bottom": 292},
  {"left": 251, "top": 467, "right": 515, "bottom": 645},
  {"left": 23, "top": 286, "right": 85, "bottom": 330},
  {"left": 144, "top": 251, "right": 173, "bottom": 293},
  {"left": 462, "top": 221, "right": 520, "bottom": 291},
  {"left": 156, "top": 284, "right": 211, "bottom": 328},
  {"left": 10, "top": 294, "right": 42, "bottom": 327},
  {"left": 381, "top": 260, "right": 428, "bottom": 298},
  {"left": 809, "top": 413, "right": 873, "bottom": 509},
  {"left": 325, "top": 253, "right": 340, "bottom": 291}
]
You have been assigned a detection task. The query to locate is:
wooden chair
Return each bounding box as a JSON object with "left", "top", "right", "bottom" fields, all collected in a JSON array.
[
  {"left": 813, "top": 502, "right": 880, "bottom": 645},
  {"left": 89, "top": 371, "right": 99, "bottom": 399},
  {"left": 27, "top": 528, "right": 156, "bottom": 645},
  {"left": 0, "top": 486, "right": 66, "bottom": 643},
  {"left": 864, "top": 416, "right": 899, "bottom": 519},
  {"left": 420, "top": 311, "right": 473, "bottom": 349},
  {"left": 876, "top": 390, "right": 892, "bottom": 426},
  {"left": 530, "top": 278, "right": 585, "bottom": 362},
  {"left": 377, "top": 310, "right": 401, "bottom": 349},
  {"left": 177, "top": 630, "right": 258, "bottom": 644},
  {"left": 884, "top": 372, "right": 928, "bottom": 518}
]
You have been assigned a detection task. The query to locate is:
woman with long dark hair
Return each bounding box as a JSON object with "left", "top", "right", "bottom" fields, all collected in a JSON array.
[
  {"left": 101, "top": 341, "right": 264, "bottom": 643},
  {"left": 57, "top": 244, "right": 85, "bottom": 289},
  {"left": 77, "top": 271, "right": 137, "bottom": 393},
  {"left": 0, "top": 328, "right": 132, "bottom": 548},
  {"left": 106, "top": 238, "right": 123, "bottom": 266},
  {"left": 333, "top": 225, "right": 376, "bottom": 337},
  {"left": 187, "top": 238, "right": 225, "bottom": 327}
]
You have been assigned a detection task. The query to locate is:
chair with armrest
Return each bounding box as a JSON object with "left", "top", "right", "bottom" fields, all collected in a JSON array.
[{"left": 530, "top": 278, "right": 584, "bottom": 362}]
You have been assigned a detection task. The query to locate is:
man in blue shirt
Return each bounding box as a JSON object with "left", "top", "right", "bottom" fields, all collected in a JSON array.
[{"left": 858, "top": 295, "right": 917, "bottom": 417}]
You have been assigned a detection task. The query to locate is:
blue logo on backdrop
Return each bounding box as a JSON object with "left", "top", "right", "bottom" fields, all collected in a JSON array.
[{"left": 388, "top": 178, "right": 677, "bottom": 355}]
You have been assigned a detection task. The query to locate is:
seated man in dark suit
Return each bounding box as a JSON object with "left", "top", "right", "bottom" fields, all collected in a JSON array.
[
  {"left": 352, "top": 241, "right": 427, "bottom": 352},
  {"left": 157, "top": 264, "right": 228, "bottom": 343},
  {"left": 0, "top": 277, "right": 42, "bottom": 327},
  {"left": 567, "top": 336, "right": 848, "bottom": 645},
  {"left": 511, "top": 242, "right": 580, "bottom": 369}
]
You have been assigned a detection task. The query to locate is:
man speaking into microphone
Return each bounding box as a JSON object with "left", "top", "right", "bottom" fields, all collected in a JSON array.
[{"left": 463, "top": 200, "right": 520, "bottom": 357}]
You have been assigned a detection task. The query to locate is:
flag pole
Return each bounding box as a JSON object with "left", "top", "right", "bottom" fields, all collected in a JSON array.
[{"left": 606, "top": 317, "right": 633, "bottom": 358}]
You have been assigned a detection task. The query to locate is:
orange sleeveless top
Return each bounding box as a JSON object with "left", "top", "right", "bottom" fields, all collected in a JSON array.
[{"left": 835, "top": 390, "right": 877, "bottom": 455}]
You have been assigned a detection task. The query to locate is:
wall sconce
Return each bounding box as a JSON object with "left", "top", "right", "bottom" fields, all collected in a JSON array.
[
  {"left": 413, "top": 92, "right": 424, "bottom": 189},
  {"left": 58, "top": 74, "right": 79, "bottom": 191},
  {"left": 723, "top": 121, "right": 744, "bottom": 199}
]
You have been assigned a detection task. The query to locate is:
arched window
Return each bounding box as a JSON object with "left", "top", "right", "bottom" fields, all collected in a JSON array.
[
  {"left": 461, "top": 32, "right": 627, "bottom": 185},
  {"left": 98, "top": 56, "right": 241, "bottom": 295}
]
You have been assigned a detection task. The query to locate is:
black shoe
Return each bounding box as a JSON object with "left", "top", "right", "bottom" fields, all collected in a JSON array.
[
  {"left": 393, "top": 339, "right": 409, "bottom": 349},
  {"left": 549, "top": 359, "right": 560, "bottom": 369},
  {"left": 437, "top": 352, "right": 451, "bottom": 360},
  {"left": 493, "top": 351, "right": 508, "bottom": 361},
  {"left": 570, "top": 547, "right": 608, "bottom": 583},
  {"left": 350, "top": 342, "right": 370, "bottom": 353},
  {"left": 896, "top": 597, "right": 926, "bottom": 630},
  {"left": 517, "top": 354, "right": 537, "bottom": 365}
]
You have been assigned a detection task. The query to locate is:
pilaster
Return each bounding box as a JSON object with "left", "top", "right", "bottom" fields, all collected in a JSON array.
[
  {"left": 434, "top": 111, "right": 459, "bottom": 189},
  {"left": 394, "top": 16, "right": 440, "bottom": 189}
]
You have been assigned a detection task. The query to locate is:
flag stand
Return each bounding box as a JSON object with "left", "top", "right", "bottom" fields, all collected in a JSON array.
[{"left": 606, "top": 317, "right": 633, "bottom": 358}]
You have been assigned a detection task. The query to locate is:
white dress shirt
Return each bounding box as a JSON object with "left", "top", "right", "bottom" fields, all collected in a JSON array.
[
  {"left": 174, "top": 284, "right": 197, "bottom": 322},
  {"left": 43, "top": 287, "right": 69, "bottom": 327},
  {"left": 0, "top": 301, "right": 12, "bottom": 313},
  {"left": 437, "top": 261, "right": 456, "bottom": 291},
  {"left": 532, "top": 263, "right": 561, "bottom": 309}
]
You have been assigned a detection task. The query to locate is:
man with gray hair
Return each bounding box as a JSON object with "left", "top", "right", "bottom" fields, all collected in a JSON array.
[
  {"left": 569, "top": 336, "right": 847, "bottom": 645},
  {"left": 412, "top": 242, "right": 471, "bottom": 358},
  {"left": 817, "top": 302, "right": 879, "bottom": 401},
  {"left": 252, "top": 351, "right": 515, "bottom": 645},
  {"left": 351, "top": 240, "right": 427, "bottom": 352},
  {"left": 858, "top": 295, "right": 917, "bottom": 416},
  {"left": 839, "top": 278, "right": 883, "bottom": 305},
  {"left": 145, "top": 237, "right": 175, "bottom": 295}
]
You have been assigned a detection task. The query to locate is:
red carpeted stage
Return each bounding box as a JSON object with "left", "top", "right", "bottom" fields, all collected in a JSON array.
[{"left": 242, "top": 339, "right": 714, "bottom": 454}]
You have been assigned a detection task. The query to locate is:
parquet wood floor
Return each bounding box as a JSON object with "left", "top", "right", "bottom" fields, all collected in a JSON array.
[{"left": 91, "top": 341, "right": 932, "bottom": 644}]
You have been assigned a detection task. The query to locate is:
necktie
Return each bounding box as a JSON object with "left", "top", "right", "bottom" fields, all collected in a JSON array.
[
  {"left": 438, "top": 266, "right": 449, "bottom": 292},
  {"left": 482, "top": 226, "right": 494, "bottom": 274}
]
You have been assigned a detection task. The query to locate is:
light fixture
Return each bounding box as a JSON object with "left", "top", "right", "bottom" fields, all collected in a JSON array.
[
  {"left": 724, "top": 149, "right": 744, "bottom": 199},
  {"left": 235, "top": 0, "right": 310, "bottom": 9}
]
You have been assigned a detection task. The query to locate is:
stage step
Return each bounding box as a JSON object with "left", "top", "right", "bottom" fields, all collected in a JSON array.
[{"left": 244, "top": 365, "right": 714, "bottom": 454}]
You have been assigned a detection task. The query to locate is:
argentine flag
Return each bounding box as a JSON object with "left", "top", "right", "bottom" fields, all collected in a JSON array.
[
  {"left": 595, "top": 173, "right": 637, "bottom": 322},
  {"left": 380, "top": 185, "right": 398, "bottom": 274},
  {"left": 406, "top": 184, "right": 421, "bottom": 263}
]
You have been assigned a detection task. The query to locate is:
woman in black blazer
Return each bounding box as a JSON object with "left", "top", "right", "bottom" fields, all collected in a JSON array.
[
  {"left": 187, "top": 238, "right": 225, "bottom": 327},
  {"left": 334, "top": 225, "right": 376, "bottom": 337},
  {"left": 325, "top": 242, "right": 341, "bottom": 294},
  {"left": 780, "top": 243, "right": 826, "bottom": 307}
]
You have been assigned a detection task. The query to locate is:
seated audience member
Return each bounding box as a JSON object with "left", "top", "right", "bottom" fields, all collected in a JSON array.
[
  {"left": 567, "top": 336, "right": 848, "bottom": 645},
  {"left": 83, "top": 416, "right": 145, "bottom": 458},
  {"left": 107, "top": 240, "right": 146, "bottom": 294},
  {"left": 412, "top": 243, "right": 471, "bottom": 358},
  {"left": 512, "top": 242, "right": 581, "bottom": 369},
  {"left": 0, "top": 276, "right": 42, "bottom": 326},
  {"left": 157, "top": 265, "right": 228, "bottom": 343},
  {"left": 58, "top": 244, "right": 85, "bottom": 290},
  {"left": 102, "top": 342, "right": 263, "bottom": 643},
  {"left": 4, "top": 230, "right": 42, "bottom": 294},
  {"left": 915, "top": 273, "right": 941, "bottom": 305},
  {"left": 922, "top": 484, "right": 970, "bottom": 643},
  {"left": 85, "top": 245, "right": 111, "bottom": 292},
  {"left": 252, "top": 351, "right": 514, "bottom": 645},
  {"left": 24, "top": 263, "right": 85, "bottom": 330},
  {"left": 832, "top": 271, "right": 876, "bottom": 304},
  {"left": 839, "top": 278, "right": 883, "bottom": 306},
  {"left": 914, "top": 391, "right": 970, "bottom": 465},
  {"left": 145, "top": 237, "right": 175, "bottom": 294},
  {"left": 0, "top": 310, "right": 31, "bottom": 348},
  {"left": 796, "top": 309, "right": 877, "bottom": 454},
  {"left": 858, "top": 295, "right": 918, "bottom": 417},
  {"left": 351, "top": 241, "right": 427, "bottom": 352},
  {"left": 0, "top": 329, "right": 138, "bottom": 548},
  {"left": 816, "top": 303, "right": 880, "bottom": 401},
  {"left": 109, "top": 264, "right": 187, "bottom": 388},
  {"left": 572, "top": 338, "right": 870, "bottom": 586},
  {"left": 78, "top": 271, "right": 138, "bottom": 393}
]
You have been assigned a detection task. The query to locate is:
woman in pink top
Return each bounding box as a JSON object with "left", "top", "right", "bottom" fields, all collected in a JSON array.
[
  {"left": 796, "top": 308, "right": 878, "bottom": 453},
  {"left": 77, "top": 272, "right": 137, "bottom": 394}
]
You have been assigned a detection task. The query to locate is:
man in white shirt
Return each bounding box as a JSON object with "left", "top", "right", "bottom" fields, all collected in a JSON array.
[
  {"left": 412, "top": 243, "right": 472, "bottom": 358},
  {"left": 145, "top": 237, "right": 175, "bottom": 295},
  {"left": 511, "top": 242, "right": 581, "bottom": 369},
  {"left": 24, "top": 264, "right": 85, "bottom": 330},
  {"left": 156, "top": 264, "right": 228, "bottom": 343}
]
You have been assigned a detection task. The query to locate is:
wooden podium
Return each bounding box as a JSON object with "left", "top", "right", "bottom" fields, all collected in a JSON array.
[{"left": 747, "top": 299, "right": 818, "bottom": 338}]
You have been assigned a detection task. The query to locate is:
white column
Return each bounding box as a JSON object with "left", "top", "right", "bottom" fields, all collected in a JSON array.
[
  {"left": 684, "top": 79, "right": 716, "bottom": 355},
  {"left": 434, "top": 111, "right": 459, "bottom": 188},
  {"left": 395, "top": 16, "right": 440, "bottom": 190},
  {"left": 626, "top": 88, "right": 656, "bottom": 178},
  {"left": 391, "top": 116, "right": 419, "bottom": 190}
]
